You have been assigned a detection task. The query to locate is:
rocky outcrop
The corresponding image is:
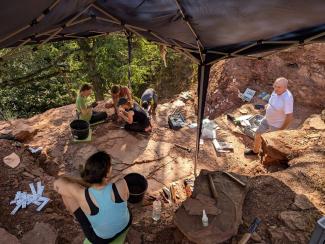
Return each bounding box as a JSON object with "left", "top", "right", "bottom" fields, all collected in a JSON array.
[
  {"left": 11, "top": 120, "right": 37, "bottom": 142},
  {"left": 21, "top": 222, "right": 57, "bottom": 244},
  {"left": 0, "top": 228, "right": 20, "bottom": 244},
  {"left": 260, "top": 113, "right": 325, "bottom": 166},
  {"left": 206, "top": 43, "right": 325, "bottom": 118},
  {"left": 174, "top": 170, "right": 249, "bottom": 244}
]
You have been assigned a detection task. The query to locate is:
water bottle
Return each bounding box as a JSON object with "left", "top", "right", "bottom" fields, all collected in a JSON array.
[
  {"left": 152, "top": 199, "right": 162, "bottom": 221},
  {"left": 202, "top": 209, "right": 209, "bottom": 227}
]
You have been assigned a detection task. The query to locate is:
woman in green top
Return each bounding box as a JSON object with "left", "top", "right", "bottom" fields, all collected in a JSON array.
[{"left": 76, "top": 84, "right": 108, "bottom": 124}]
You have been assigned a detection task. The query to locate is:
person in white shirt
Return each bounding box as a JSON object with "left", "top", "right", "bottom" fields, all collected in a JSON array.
[{"left": 245, "top": 77, "right": 294, "bottom": 155}]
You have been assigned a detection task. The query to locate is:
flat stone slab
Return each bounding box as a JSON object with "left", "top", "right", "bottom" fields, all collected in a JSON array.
[
  {"left": 21, "top": 222, "right": 57, "bottom": 244},
  {"left": 0, "top": 228, "right": 20, "bottom": 244},
  {"left": 152, "top": 157, "right": 193, "bottom": 185},
  {"left": 174, "top": 170, "right": 248, "bottom": 244},
  {"left": 134, "top": 140, "right": 173, "bottom": 163},
  {"left": 293, "top": 194, "right": 314, "bottom": 210},
  {"left": 279, "top": 211, "right": 310, "bottom": 231}
]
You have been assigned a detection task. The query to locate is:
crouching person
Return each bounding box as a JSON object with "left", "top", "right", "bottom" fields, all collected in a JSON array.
[
  {"left": 117, "top": 98, "right": 152, "bottom": 132},
  {"left": 141, "top": 88, "right": 158, "bottom": 116},
  {"left": 54, "top": 152, "right": 131, "bottom": 244},
  {"left": 76, "top": 84, "right": 108, "bottom": 124}
]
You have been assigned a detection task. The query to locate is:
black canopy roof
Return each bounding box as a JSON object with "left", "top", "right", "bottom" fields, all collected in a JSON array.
[
  {"left": 1, "top": 0, "right": 325, "bottom": 64},
  {"left": 1, "top": 0, "right": 324, "bottom": 175}
]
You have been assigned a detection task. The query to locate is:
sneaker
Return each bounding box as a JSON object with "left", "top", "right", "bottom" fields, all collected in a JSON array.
[{"left": 244, "top": 149, "right": 258, "bottom": 156}]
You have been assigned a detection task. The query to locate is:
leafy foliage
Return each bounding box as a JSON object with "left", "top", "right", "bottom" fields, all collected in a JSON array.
[{"left": 0, "top": 33, "right": 194, "bottom": 119}]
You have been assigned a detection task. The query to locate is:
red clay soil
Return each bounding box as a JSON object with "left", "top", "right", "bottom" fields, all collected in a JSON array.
[{"left": 0, "top": 43, "right": 324, "bottom": 244}]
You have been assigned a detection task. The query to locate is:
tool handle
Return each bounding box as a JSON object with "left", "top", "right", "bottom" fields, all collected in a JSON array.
[
  {"left": 223, "top": 172, "right": 246, "bottom": 187},
  {"left": 238, "top": 233, "right": 251, "bottom": 244},
  {"left": 207, "top": 174, "right": 218, "bottom": 202},
  {"left": 248, "top": 217, "right": 261, "bottom": 233}
]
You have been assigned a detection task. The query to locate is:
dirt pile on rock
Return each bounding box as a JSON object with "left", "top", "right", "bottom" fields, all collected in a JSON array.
[{"left": 206, "top": 43, "right": 325, "bottom": 118}]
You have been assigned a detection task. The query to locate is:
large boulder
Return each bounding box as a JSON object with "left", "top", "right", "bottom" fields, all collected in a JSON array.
[
  {"left": 0, "top": 228, "right": 20, "bottom": 244},
  {"left": 260, "top": 113, "right": 325, "bottom": 166},
  {"left": 21, "top": 222, "right": 57, "bottom": 244},
  {"left": 174, "top": 170, "right": 249, "bottom": 244},
  {"left": 268, "top": 226, "right": 309, "bottom": 244},
  {"left": 279, "top": 211, "right": 310, "bottom": 231}
]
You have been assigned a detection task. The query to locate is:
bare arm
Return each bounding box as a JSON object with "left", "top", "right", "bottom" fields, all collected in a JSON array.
[
  {"left": 53, "top": 176, "right": 86, "bottom": 199},
  {"left": 126, "top": 88, "right": 132, "bottom": 103},
  {"left": 113, "top": 178, "right": 129, "bottom": 202},
  {"left": 119, "top": 109, "right": 134, "bottom": 124},
  {"left": 280, "top": 113, "right": 293, "bottom": 130}
]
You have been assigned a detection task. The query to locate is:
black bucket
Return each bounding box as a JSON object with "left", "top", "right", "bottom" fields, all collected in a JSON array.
[
  {"left": 70, "top": 120, "right": 89, "bottom": 140},
  {"left": 124, "top": 173, "right": 148, "bottom": 204}
]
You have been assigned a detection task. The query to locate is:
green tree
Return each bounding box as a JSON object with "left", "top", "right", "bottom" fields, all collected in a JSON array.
[{"left": 0, "top": 33, "right": 194, "bottom": 119}]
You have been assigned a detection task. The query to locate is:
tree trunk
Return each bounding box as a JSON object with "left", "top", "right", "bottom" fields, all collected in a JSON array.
[{"left": 78, "top": 39, "right": 105, "bottom": 101}]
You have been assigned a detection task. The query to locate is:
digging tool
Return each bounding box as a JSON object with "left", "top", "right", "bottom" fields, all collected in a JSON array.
[
  {"left": 207, "top": 174, "right": 218, "bottom": 202},
  {"left": 223, "top": 171, "right": 246, "bottom": 187},
  {"left": 238, "top": 217, "right": 261, "bottom": 244},
  {"left": 174, "top": 143, "right": 192, "bottom": 152},
  {"left": 170, "top": 183, "right": 177, "bottom": 203}
]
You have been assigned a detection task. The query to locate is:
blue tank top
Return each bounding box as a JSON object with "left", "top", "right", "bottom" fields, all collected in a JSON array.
[{"left": 86, "top": 184, "right": 130, "bottom": 239}]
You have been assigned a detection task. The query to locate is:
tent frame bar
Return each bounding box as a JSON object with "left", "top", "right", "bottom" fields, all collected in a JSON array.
[
  {"left": 305, "top": 31, "right": 325, "bottom": 42},
  {"left": 232, "top": 42, "right": 258, "bottom": 55},
  {"left": 86, "top": 4, "right": 201, "bottom": 62},
  {"left": 0, "top": 0, "right": 61, "bottom": 45},
  {"left": 174, "top": 0, "right": 205, "bottom": 63}
]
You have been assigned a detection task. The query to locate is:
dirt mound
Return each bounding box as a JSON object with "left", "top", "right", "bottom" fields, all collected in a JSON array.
[{"left": 206, "top": 43, "right": 325, "bottom": 118}]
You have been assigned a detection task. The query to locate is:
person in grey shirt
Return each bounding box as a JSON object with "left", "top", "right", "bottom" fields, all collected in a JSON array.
[{"left": 141, "top": 88, "right": 158, "bottom": 115}]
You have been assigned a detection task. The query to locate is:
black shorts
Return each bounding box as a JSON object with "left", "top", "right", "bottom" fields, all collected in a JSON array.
[{"left": 73, "top": 208, "right": 132, "bottom": 244}]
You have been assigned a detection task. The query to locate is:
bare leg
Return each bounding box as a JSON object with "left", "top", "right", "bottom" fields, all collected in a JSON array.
[
  {"left": 252, "top": 133, "right": 262, "bottom": 153},
  {"left": 62, "top": 195, "right": 79, "bottom": 214}
]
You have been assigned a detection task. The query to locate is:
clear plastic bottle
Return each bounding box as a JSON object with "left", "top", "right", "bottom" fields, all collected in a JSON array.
[
  {"left": 202, "top": 209, "right": 209, "bottom": 227},
  {"left": 152, "top": 199, "right": 162, "bottom": 221}
]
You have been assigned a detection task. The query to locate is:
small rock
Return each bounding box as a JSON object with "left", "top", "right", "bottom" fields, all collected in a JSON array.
[
  {"left": 44, "top": 208, "right": 54, "bottom": 213},
  {"left": 3, "top": 152, "right": 21, "bottom": 168},
  {"left": 29, "top": 168, "right": 44, "bottom": 177},
  {"left": 279, "top": 211, "right": 309, "bottom": 231},
  {"left": 22, "top": 172, "right": 35, "bottom": 179},
  {"left": 239, "top": 108, "right": 249, "bottom": 114},
  {"left": 293, "top": 194, "right": 314, "bottom": 210},
  {"left": 0, "top": 228, "right": 20, "bottom": 244},
  {"left": 12, "top": 121, "right": 37, "bottom": 142},
  {"left": 268, "top": 226, "right": 308, "bottom": 244},
  {"left": 21, "top": 222, "right": 57, "bottom": 244}
]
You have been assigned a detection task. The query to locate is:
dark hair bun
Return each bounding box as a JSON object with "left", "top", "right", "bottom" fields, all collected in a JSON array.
[{"left": 81, "top": 151, "right": 111, "bottom": 184}]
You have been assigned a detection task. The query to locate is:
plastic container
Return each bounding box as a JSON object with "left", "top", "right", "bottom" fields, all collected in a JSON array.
[
  {"left": 124, "top": 173, "right": 148, "bottom": 204},
  {"left": 309, "top": 216, "right": 325, "bottom": 244},
  {"left": 152, "top": 200, "right": 161, "bottom": 221},
  {"left": 202, "top": 209, "right": 208, "bottom": 227},
  {"left": 70, "top": 120, "right": 89, "bottom": 140}
]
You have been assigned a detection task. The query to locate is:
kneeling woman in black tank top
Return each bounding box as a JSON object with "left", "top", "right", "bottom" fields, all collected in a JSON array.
[
  {"left": 117, "top": 98, "right": 152, "bottom": 132},
  {"left": 54, "top": 152, "right": 131, "bottom": 244}
]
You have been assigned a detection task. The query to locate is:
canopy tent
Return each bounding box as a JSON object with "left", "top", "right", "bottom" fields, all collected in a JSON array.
[{"left": 1, "top": 0, "right": 325, "bottom": 175}]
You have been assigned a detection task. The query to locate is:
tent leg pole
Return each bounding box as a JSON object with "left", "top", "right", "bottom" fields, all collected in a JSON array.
[
  {"left": 194, "top": 65, "right": 205, "bottom": 177},
  {"left": 194, "top": 61, "right": 211, "bottom": 178}
]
